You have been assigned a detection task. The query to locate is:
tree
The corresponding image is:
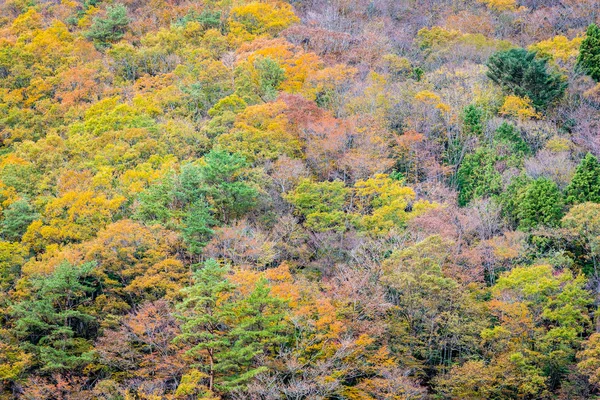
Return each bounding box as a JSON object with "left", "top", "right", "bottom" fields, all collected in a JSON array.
[
  {"left": 456, "top": 147, "right": 502, "bottom": 206},
  {"left": 198, "top": 150, "right": 258, "bottom": 223},
  {"left": 11, "top": 262, "right": 97, "bottom": 373},
  {"left": 229, "top": 1, "right": 299, "bottom": 38},
  {"left": 85, "top": 4, "right": 130, "bottom": 48},
  {"left": 254, "top": 56, "right": 286, "bottom": 102},
  {"left": 480, "top": 265, "right": 592, "bottom": 392},
  {"left": 22, "top": 191, "right": 125, "bottom": 251},
  {"left": 577, "top": 24, "right": 600, "bottom": 82},
  {"left": 174, "top": 10, "right": 222, "bottom": 30},
  {"left": 0, "top": 241, "right": 27, "bottom": 292},
  {"left": 499, "top": 95, "right": 541, "bottom": 120},
  {"left": 178, "top": 163, "right": 204, "bottom": 204},
  {"left": 566, "top": 153, "right": 600, "bottom": 204},
  {"left": 562, "top": 202, "right": 600, "bottom": 276},
  {"left": 82, "top": 220, "right": 186, "bottom": 307},
  {"left": 216, "top": 101, "right": 301, "bottom": 162},
  {"left": 1, "top": 199, "right": 38, "bottom": 242},
  {"left": 95, "top": 300, "right": 185, "bottom": 398},
  {"left": 0, "top": 337, "right": 30, "bottom": 388},
  {"left": 435, "top": 356, "right": 547, "bottom": 400},
  {"left": 134, "top": 174, "right": 178, "bottom": 226},
  {"left": 174, "top": 259, "right": 236, "bottom": 396},
  {"left": 219, "top": 277, "right": 288, "bottom": 391},
  {"left": 498, "top": 174, "right": 532, "bottom": 228},
  {"left": 381, "top": 236, "right": 487, "bottom": 374},
  {"left": 486, "top": 48, "right": 567, "bottom": 110},
  {"left": 354, "top": 173, "right": 436, "bottom": 235},
  {"left": 516, "top": 178, "right": 564, "bottom": 230},
  {"left": 578, "top": 333, "right": 600, "bottom": 389},
  {"left": 493, "top": 122, "right": 530, "bottom": 156},
  {"left": 479, "top": 0, "right": 517, "bottom": 12},
  {"left": 182, "top": 199, "right": 216, "bottom": 256},
  {"left": 174, "top": 259, "right": 288, "bottom": 395},
  {"left": 462, "top": 104, "right": 484, "bottom": 136},
  {"left": 285, "top": 178, "right": 349, "bottom": 232}
]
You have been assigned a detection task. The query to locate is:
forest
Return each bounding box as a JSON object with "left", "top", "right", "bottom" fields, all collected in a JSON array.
[{"left": 2, "top": 0, "right": 600, "bottom": 398}]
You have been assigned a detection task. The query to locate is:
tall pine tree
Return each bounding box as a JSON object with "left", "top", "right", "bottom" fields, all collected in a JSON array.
[
  {"left": 85, "top": 4, "right": 130, "bottom": 48},
  {"left": 175, "top": 260, "right": 289, "bottom": 394},
  {"left": 567, "top": 153, "right": 600, "bottom": 204},
  {"left": 182, "top": 199, "right": 216, "bottom": 257},
  {"left": 516, "top": 178, "right": 564, "bottom": 230},
  {"left": 578, "top": 24, "right": 600, "bottom": 82},
  {"left": 219, "top": 277, "right": 289, "bottom": 391},
  {"left": 11, "top": 262, "right": 97, "bottom": 373}
]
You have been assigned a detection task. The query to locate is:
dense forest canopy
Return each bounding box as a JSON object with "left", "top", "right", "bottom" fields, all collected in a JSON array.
[{"left": 1, "top": 0, "right": 600, "bottom": 398}]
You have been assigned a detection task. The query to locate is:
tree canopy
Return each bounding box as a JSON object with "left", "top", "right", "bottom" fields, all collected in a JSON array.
[{"left": 1, "top": 0, "right": 600, "bottom": 398}]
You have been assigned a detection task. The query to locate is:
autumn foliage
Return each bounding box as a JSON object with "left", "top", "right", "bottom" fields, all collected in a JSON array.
[{"left": 0, "top": 0, "right": 600, "bottom": 399}]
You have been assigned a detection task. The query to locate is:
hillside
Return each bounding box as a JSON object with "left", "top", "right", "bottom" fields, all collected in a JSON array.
[{"left": 1, "top": 0, "right": 600, "bottom": 398}]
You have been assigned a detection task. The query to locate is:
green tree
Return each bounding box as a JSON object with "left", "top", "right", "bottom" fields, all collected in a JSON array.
[
  {"left": 498, "top": 174, "right": 532, "bottom": 228},
  {"left": 135, "top": 152, "right": 257, "bottom": 229},
  {"left": 285, "top": 178, "right": 349, "bottom": 232},
  {"left": 487, "top": 48, "right": 567, "bottom": 110},
  {"left": 175, "top": 259, "right": 288, "bottom": 394},
  {"left": 493, "top": 122, "right": 530, "bottom": 156},
  {"left": 462, "top": 104, "right": 484, "bottom": 136},
  {"left": 566, "top": 153, "right": 600, "bottom": 204},
  {"left": 220, "top": 277, "right": 288, "bottom": 391},
  {"left": 85, "top": 4, "right": 130, "bottom": 48},
  {"left": 182, "top": 199, "right": 216, "bottom": 256},
  {"left": 254, "top": 57, "right": 286, "bottom": 102},
  {"left": 382, "top": 236, "right": 487, "bottom": 372},
  {"left": 134, "top": 174, "right": 177, "bottom": 226},
  {"left": 175, "top": 259, "right": 234, "bottom": 395},
  {"left": 456, "top": 147, "right": 502, "bottom": 206},
  {"left": 577, "top": 23, "right": 600, "bottom": 82},
  {"left": 483, "top": 265, "right": 592, "bottom": 390},
  {"left": 174, "top": 10, "right": 222, "bottom": 30},
  {"left": 178, "top": 163, "right": 204, "bottom": 204},
  {"left": 516, "top": 178, "right": 564, "bottom": 230},
  {"left": 435, "top": 355, "right": 547, "bottom": 400},
  {"left": 441, "top": 264, "right": 592, "bottom": 399},
  {"left": 11, "top": 262, "right": 97, "bottom": 373},
  {"left": 198, "top": 150, "right": 258, "bottom": 223},
  {"left": 1, "top": 199, "right": 38, "bottom": 242}
]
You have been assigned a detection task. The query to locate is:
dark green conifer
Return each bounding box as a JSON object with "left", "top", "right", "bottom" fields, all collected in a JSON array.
[
  {"left": 487, "top": 48, "right": 567, "bottom": 110},
  {"left": 566, "top": 153, "right": 600, "bottom": 204}
]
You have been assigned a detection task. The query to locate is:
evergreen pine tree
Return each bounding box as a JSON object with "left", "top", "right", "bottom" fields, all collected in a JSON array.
[
  {"left": 182, "top": 199, "right": 216, "bottom": 256},
  {"left": 577, "top": 24, "right": 600, "bottom": 82},
  {"left": 134, "top": 174, "right": 177, "bottom": 225},
  {"left": 198, "top": 150, "right": 258, "bottom": 223},
  {"left": 175, "top": 260, "right": 288, "bottom": 394},
  {"left": 516, "top": 178, "right": 564, "bottom": 230},
  {"left": 487, "top": 48, "right": 567, "bottom": 110},
  {"left": 254, "top": 57, "right": 286, "bottom": 102},
  {"left": 11, "top": 262, "right": 97, "bottom": 373},
  {"left": 566, "top": 153, "right": 600, "bottom": 204},
  {"left": 220, "top": 278, "right": 288, "bottom": 391},
  {"left": 175, "top": 259, "right": 236, "bottom": 394},
  {"left": 462, "top": 104, "right": 484, "bottom": 137},
  {"left": 493, "top": 122, "right": 530, "bottom": 156},
  {"left": 498, "top": 174, "right": 532, "bottom": 229},
  {"left": 1, "top": 199, "right": 38, "bottom": 242},
  {"left": 85, "top": 4, "right": 130, "bottom": 48}
]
